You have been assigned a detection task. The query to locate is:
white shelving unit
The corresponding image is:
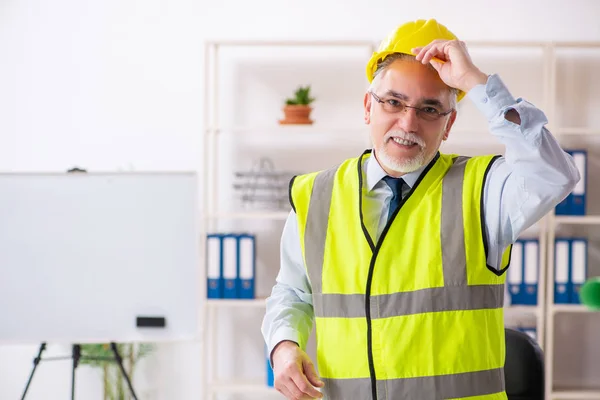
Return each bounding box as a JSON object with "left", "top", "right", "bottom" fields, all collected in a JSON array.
[
  {"left": 202, "top": 38, "right": 600, "bottom": 400},
  {"left": 544, "top": 42, "right": 600, "bottom": 400}
]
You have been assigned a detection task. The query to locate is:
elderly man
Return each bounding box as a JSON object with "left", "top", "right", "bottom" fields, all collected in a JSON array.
[{"left": 262, "top": 19, "right": 579, "bottom": 400}]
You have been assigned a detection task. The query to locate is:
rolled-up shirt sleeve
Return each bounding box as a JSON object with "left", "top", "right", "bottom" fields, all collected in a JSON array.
[
  {"left": 468, "top": 74, "right": 581, "bottom": 269},
  {"left": 261, "top": 211, "right": 314, "bottom": 363}
]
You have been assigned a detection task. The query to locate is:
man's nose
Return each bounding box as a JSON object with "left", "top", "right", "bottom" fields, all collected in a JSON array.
[{"left": 395, "top": 106, "right": 420, "bottom": 132}]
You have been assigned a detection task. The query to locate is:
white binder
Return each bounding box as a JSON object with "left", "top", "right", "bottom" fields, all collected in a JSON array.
[
  {"left": 508, "top": 241, "right": 523, "bottom": 304},
  {"left": 206, "top": 234, "right": 222, "bottom": 299},
  {"left": 237, "top": 234, "right": 256, "bottom": 299},
  {"left": 571, "top": 239, "right": 587, "bottom": 303},
  {"left": 222, "top": 235, "right": 238, "bottom": 298},
  {"left": 522, "top": 240, "right": 539, "bottom": 305},
  {"left": 554, "top": 239, "right": 570, "bottom": 304}
]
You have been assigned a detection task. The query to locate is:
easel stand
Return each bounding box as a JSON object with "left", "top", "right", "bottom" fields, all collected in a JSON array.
[{"left": 21, "top": 342, "right": 139, "bottom": 400}]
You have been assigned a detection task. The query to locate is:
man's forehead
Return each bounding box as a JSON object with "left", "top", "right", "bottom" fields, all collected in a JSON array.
[{"left": 380, "top": 59, "right": 448, "bottom": 90}]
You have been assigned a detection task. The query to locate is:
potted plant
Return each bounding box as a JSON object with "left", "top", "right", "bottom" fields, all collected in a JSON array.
[
  {"left": 80, "top": 342, "right": 154, "bottom": 400},
  {"left": 279, "top": 85, "right": 315, "bottom": 125}
]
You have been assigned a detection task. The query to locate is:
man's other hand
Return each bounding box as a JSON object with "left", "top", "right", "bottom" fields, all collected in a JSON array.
[{"left": 272, "top": 340, "right": 324, "bottom": 400}]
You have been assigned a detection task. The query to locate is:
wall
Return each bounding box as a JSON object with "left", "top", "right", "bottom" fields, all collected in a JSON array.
[{"left": 1, "top": 0, "right": 599, "bottom": 399}]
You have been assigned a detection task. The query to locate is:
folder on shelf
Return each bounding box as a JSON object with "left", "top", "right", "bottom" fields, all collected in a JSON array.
[
  {"left": 570, "top": 238, "right": 588, "bottom": 304},
  {"left": 237, "top": 233, "right": 256, "bottom": 299},
  {"left": 508, "top": 240, "right": 524, "bottom": 305},
  {"left": 521, "top": 239, "right": 539, "bottom": 305},
  {"left": 554, "top": 238, "right": 571, "bottom": 304},
  {"left": 555, "top": 181, "right": 571, "bottom": 215},
  {"left": 222, "top": 234, "right": 238, "bottom": 299},
  {"left": 556, "top": 149, "right": 587, "bottom": 216},
  {"left": 554, "top": 149, "right": 572, "bottom": 215},
  {"left": 266, "top": 346, "right": 274, "bottom": 387},
  {"left": 555, "top": 195, "right": 571, "bottom": 215},
  {"left": 570, "top": 150, "right": 587, "bottom": 216},
  {"left": 206, "top": 234, "right": 223, "bottom": 299}
]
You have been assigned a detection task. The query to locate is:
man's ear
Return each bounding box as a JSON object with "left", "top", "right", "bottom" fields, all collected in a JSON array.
[
  {"left": 364, "top": 91, "right": 372, "bottom": 124},
  {"left": 442, "top": 110, "right": 457, "bottom": 140}
]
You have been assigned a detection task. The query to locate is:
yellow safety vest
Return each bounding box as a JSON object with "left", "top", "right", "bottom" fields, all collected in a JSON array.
[{"left": 289, "top": 150, "right": 512, "bottom": 400}]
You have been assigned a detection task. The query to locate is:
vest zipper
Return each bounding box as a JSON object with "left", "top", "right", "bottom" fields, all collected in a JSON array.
[
  {"left": 358, "top": 151, "right": 440, "bottom": 400},
  {"left": 364, "top": 201, "right": 406, "bottom": 400}
]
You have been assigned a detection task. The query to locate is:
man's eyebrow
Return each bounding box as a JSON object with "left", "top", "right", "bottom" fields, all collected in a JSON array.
[
  {"left": 384, "top": 90, "right": 445, "bottom": 108},
  {"left": 384, "top": 90, "right": 409, "bottom": 101}
]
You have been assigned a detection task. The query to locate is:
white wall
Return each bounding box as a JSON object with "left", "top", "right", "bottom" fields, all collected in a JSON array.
[{"left": 1, "top": 0, "right": 600, "bottom": 399}]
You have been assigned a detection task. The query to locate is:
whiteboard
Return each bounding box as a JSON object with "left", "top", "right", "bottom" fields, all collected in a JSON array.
[{"left": 0, "top": 172, "right": 200, "bottom": 344}]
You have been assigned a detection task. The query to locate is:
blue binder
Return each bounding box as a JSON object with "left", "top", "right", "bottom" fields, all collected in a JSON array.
[
  {"left": 555, "top": 196, "right": 571, "bottom": 215},
  {"left": 521, "top": 239, "right": 539, "bottom": 305},
  {"left": 556, "top": 150, "right": 587, "bottom": 215},
  {"left": 221, "top": 234, "right": 238, "bottom": 299},
  {"left": 570, "top": 150, "right": 587, "bottom": 216},
  {"left": 570, "top": 238, "right": 588, "bottom": 304},
  {"left": 266, "top": 346, "right": 274, "bottom": 387},
  {"left": 508, "top": 240, "right": 524, "bottom": 304},
  {"left": 554, "top": 238, "right": 571, "bottom": 304},
  {"left": 206, "top": 234, "right": 223, "bottom": 299},
  {"left": 237, "top": 233, "right": 256, "bottom": 299}
]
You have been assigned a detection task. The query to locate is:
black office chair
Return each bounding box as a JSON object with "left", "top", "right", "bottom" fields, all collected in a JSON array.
[{"left": 504, "top": 328, "right": 545, "bottom": 400}]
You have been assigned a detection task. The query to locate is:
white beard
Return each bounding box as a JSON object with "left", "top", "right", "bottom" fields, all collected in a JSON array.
[
  {"left": 375, "top": 131, "right": 427, "bottom": 174},
  {"left": 377, "top": 146, "right": 426, "bottom": 173}
]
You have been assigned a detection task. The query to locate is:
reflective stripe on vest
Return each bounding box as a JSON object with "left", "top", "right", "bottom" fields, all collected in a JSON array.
[
  {"left": 300, "top": 154, "right": 507, "bottom": 400},
  {"left": 320, "top": 367, "right": 505, "bottom": 400}
]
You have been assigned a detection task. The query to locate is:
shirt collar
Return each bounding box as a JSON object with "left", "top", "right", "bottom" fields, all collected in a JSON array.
[{"left": 365, "top": 150, "right": 428, "bottom": 191}]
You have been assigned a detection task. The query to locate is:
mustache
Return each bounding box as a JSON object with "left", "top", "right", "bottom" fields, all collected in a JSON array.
[{"left": 384, "top": 130, "right": 426, "bottom": 148}]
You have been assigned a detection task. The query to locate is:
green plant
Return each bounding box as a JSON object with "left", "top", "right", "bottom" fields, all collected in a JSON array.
[
  {"left": 285, "top": 85, "right": 315, "bottom": 105},
  {"left": 80, "top": 343, "right": 154, "bottom": 400}
]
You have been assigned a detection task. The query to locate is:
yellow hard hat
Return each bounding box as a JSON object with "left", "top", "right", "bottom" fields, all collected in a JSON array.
[{"left": 366, "top": 19, "right": 465, "bottom": 102}]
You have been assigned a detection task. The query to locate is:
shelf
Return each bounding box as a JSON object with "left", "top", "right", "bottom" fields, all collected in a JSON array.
[
  {"left": 552, "top": 304, "right": 594, "bottom": 313},
  {"left": 552, "top": 389, "right": 600, "bottom": 399},
  {"left": 206, "top": 211, "right": 290, "bottom": 220},
  {"left": 206, "top": 298, "right": 267, "bottom": 308},
  {"left": 505, "top": 305, "right": 541, "bottom": 315},
  {"left": 207, "top": 125, "right": 367, "bottom": 134},
  {"left": 554, "top": 216, "right": 600, "bottom": 225},
  {"left": 210, "top": 381, "right": 278, "bottom": 394},
  {"left": 556, "top": 128, "right": 600, "bottom": 136},
  {"left": 208, "top": 125, "right": 369, "bottom": 141}
]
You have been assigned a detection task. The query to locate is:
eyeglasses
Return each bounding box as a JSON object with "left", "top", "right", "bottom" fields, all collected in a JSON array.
[{"left": 369, "top": 91, "right": 453, "bottom": 122}]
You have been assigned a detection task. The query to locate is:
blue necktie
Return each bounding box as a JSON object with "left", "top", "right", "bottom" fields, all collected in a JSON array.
[{"left": 383, "top": 176, "right": 405, "bottom": 222}]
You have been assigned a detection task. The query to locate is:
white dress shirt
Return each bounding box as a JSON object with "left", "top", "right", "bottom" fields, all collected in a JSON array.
[{"left": 261, "top": 74, "right": 581, "bottom": 357}]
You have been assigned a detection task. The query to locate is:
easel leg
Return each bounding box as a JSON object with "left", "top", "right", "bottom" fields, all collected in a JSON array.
[
  {"left": 72, "top": 345, "right": 81, "bottom": 400},
  {"left": 21, "top": 342, "right": 47, "bottom": 400},
  {"left": 110, "top": 342, "right": 138, "bottom": 400}
]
